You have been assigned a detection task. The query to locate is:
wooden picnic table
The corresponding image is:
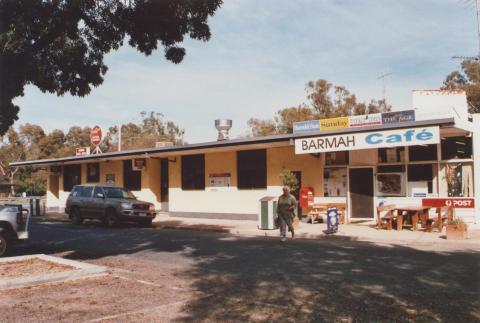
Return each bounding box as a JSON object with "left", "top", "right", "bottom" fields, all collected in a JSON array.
[
  {"left": 308, "top": 203, "right": 347, "bottom": 224},
  {"left": 394, "top": 206, "right": 431, "bottom": 231}
]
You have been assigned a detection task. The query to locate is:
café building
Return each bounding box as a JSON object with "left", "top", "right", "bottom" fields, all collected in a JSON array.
[{"left": 10, "top": 90, "right": 480, "bottom": 223}]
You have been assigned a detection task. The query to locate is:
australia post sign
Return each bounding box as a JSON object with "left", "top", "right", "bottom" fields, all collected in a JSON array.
[{"left": 295, "top": 126, "right": 440, "bottom": 154}]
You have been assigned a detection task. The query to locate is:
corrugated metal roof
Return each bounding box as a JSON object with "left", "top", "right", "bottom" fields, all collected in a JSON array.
[{"left": 9, "top": 117, "right": 455, "bottom": 167}]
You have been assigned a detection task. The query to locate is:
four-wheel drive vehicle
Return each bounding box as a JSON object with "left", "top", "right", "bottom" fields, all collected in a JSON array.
[
  {"left": 0, "top": 204, "right": 30, "bottom": 257},
  {"left": 66, "top": 185, "right": 156, "bottom": 227}
]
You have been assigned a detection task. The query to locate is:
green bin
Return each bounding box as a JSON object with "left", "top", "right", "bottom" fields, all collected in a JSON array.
[{"left": 258, "top": 196, "right": 278, "bottom": 230}]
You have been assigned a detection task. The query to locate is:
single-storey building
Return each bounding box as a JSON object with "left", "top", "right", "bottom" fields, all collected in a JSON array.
[{"left": 10, "top": 90, "right": 480, "bottom": 223}]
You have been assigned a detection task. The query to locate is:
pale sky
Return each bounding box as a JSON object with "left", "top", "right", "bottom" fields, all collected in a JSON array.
[{"left": 14, "top": 0, "right": 477, "bottom": 143}]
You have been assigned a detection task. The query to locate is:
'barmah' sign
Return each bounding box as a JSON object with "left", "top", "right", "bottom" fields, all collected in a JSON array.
[{"left": 294, "top": 126, "right": 440, "bottom": 154}]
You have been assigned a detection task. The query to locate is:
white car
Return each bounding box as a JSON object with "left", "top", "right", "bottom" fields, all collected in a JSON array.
[{"left": 0, "top": 205, "right": 30, "bottom": 257}]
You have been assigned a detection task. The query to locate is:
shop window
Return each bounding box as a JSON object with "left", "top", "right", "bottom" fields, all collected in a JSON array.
[
  {"left": 439, "top": 163, "right": 473, "bottom": 197},
  {"left": 237, "top": 149, "right": 266, "bottom": 189},
  {"left": 441, "top": 137, "right": 473, "bottom": 160},
  {"left": 323, "top": 168, "right": 347, "bottom": 197},
  {"left": 378, "top": 147, "right": 405, "bottom": 163},
  {"left": 376, "top": 173, "right": 406, "bottom": 197},
  {"left": 63, "top": 164, "right": 81, "bottom": 192},
  {"left": 408, "top": 164, "right": 436, "bottom": 195},
  {"left": 123, "top": 160, "right": 141, "bottom": 191},
  {"left": 87, "top": 163, "right": 100, "bottom": 183},
  {"left": 181, "top": 154, "right": 205, "bottom": 190},
  {"left": 408, "top": 144, "right": 437, "bottom": 162},
  {"left": 325, "top": 151, "right": 349, "bottom": 166}
]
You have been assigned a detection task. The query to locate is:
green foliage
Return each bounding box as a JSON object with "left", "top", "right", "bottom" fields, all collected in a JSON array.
[
  {"left": 279, "top": 169, "right": 299, "bottom": 193},
  {"left": 448, "top": 216, "right": 467, "bottom": 227},
  {"left": 248, "top": 79, "right": 391, "bottom": 137},
  {"left": 442, "top": 59, "right": 480, "bottom": 113},
  {"left": 0, "top": 0, "right": 223, "bottom": 135},
  {"left": 107, "top": 111, "right": 185, "bottom": 150}
]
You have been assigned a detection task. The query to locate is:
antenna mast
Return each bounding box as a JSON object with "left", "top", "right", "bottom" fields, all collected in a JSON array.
[
  {"left": 377, "top": 72, "right": 393, "bottom": 103},
  {"left": 453, "top": 0, "right": 480, "bottom": 61}
]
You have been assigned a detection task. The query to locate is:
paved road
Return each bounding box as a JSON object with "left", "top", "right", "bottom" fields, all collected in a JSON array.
[{"left": 1, "top": 218, "right": 479, "bottom": 322}]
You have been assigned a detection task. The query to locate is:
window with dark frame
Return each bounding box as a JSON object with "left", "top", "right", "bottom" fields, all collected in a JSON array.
[
  {"left": 87, "top": 163, "right": 100, "bottom": 182},
  {"left": 123, "top": 160, "right": 141, "bottom": 191},
  {"left": 408, "top": 164, "right": 434, "bottom": 194},
  {"left": 324, "top": 151, "right": 349, "bottom": 166},
  {"left": 181, "top": 154, "right": 205, "bottom": 190},
  {"left": 441, "top": 137, "right": 473, "bottom": 160},
  {"left": 63, "top": 164, "right": 81, "bottom": 192},
  {"left": 378, "top": 147, "right": 405, "bottom": 163},
  {"left": 237, "top": 149, "right": 267, "bottom": 189},
  {"left": 408, "top": 144, "right": 437, "bottom": 162}
]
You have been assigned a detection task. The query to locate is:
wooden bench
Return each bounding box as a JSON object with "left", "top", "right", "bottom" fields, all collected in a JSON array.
[{"left": 376, "top": 204, "right": 396, "bottom": 230}]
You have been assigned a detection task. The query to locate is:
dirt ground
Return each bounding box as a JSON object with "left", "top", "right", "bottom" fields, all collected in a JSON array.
[
  {"left": 0, "top": 258, "right": 75, "bottom": 279},
  {"left": 0, "top": 219, "right": 478, "bottom": 322}
]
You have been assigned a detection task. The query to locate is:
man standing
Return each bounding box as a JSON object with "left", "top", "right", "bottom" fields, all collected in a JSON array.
[{"left": 277, "top": 186, "right": 297, "bottom": 242}]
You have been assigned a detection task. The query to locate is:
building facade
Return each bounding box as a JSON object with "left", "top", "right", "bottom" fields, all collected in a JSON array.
[{"left": 10, "top": 91, "right": 480, "bottom": 223}]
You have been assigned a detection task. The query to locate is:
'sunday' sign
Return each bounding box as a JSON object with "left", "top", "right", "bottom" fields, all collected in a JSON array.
[{"left": 295, "top": 126, "right": 439, "bottom": 154}]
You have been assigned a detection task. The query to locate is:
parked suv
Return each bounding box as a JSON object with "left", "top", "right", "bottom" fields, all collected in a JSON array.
[
  {"left": 66, "top": 185, "right": 156, "bottom": 227},
  {"left": 0, "top": 204, "right": 30, "bottom": 257}
]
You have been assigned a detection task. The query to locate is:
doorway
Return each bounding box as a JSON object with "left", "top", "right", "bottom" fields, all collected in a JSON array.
[
  {"left": 160, "top": 158, "right": 169, "bottom": 210},
  {"left": 349, "top": 168, "right": 374, "bottom": 218},
  {"left": 291, "top": 171, "right": 302, "bottom": 216}
]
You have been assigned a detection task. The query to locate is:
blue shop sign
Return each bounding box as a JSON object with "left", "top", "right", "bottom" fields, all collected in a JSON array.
[{"left": 381, "top": 110, "right": 415, "bottom": 124}]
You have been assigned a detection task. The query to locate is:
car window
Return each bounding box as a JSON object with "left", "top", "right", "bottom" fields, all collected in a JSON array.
[
  {"left": 71, "top": 186, "right": 83, "bottom": 197},
  {"left": 93, "top": 186, "right": 104, "bottom": 198},
  {"left": 80, "top": 186, "right": 94, "bottom": 198},
  {"left": 103, "top": 187, "right": 136, "bottom": 199}
]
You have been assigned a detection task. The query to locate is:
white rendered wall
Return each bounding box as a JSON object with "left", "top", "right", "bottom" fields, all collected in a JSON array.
[{"left": 473, "top": 114, "right": 480, "bottom": 223}]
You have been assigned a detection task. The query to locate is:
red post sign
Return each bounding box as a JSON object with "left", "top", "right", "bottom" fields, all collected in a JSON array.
[
  {"left": 90, "top": 125, "right": 103, "bottom": 146},
  {"left": 422, "top": 198, "right": 475, "bottom": 209}
]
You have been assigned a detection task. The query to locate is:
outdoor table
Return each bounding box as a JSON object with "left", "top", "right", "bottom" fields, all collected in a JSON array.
[{"left": 394, "top": 206, "right": 431, "bottom": 231}]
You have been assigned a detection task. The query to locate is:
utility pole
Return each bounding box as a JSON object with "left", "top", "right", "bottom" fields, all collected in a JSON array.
[{"left": 377, "top": 72, "right": 393, "bottom": 103}]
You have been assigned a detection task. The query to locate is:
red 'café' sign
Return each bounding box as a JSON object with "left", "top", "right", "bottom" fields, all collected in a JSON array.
[
  {"left": 90, "top": 125, "right": 103, "bottom": 146},
  {"left": 422, "top": 198, "right": 475, "bottom": 209}
]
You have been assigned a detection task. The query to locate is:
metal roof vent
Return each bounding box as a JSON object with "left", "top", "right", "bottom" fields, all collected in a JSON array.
[{"left": 215, "top": 119, "right": 232, "bottom": 141}]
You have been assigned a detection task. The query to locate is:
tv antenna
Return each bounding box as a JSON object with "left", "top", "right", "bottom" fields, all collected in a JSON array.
[
  {"left": 377, "top": 72, "right": 393, "bottom": 103},
  {"left": 453, "top": 0, "right": 480, "bottom": 61}
]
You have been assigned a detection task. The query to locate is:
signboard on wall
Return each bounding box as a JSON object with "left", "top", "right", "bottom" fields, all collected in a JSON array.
[
  {"left": 295, "top": 126, "right": 440, "bottom": 154},
  {"left": 422, "top": 198, "right": 475, "bottom": 209},
  {"left": 293, "top": 120, "right": 320, "bottom": 134},
  {"left": 132, "top": 158, "right": 146, "bottom": 171},
  {"left": 320, "top": 116, "right": 349, "bottom": 131},
  {"left": 105, "top": 174, "right": 115, "bottom": 185},
  {"left": 208, "top": 173, "right": 231, "bottom": 188},
  {"left": 349, "top": 113, "right": 382, "bottom": 127},
  {"left": 381, "top": 110, "right": 415, "bottom": 124},
  {"left": 75, "top": 147, "right": 90, "bottom": 156}
]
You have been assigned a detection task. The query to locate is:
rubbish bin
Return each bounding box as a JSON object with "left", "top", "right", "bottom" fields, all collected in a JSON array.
[{"left": 258, "top": 196, "right": 278, "bottom": 230}]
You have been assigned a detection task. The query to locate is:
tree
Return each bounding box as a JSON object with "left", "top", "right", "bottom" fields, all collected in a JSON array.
[
  {"left": 248, "top": 79, "right": 391, "bottom": 137},
  {"left": 0, "top": 0, "right": 223, "bottom": 135},
  {"left": 442, "top": 59, "right": 480, "bottom": 113},
  {"left": 107, "top": 111, "right": 185, "bottom": 151},
  {"left": 0, "top": 128, "right": 24, "bottom": 195}
]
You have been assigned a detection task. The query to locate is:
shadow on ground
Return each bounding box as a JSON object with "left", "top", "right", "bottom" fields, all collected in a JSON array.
[{"left": 13, "top": 218, "right": 480, "bottom": 322}]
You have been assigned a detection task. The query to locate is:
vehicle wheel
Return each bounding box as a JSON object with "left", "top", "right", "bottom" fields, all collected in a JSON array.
[
  {"left": 71, "top": 208, "right": 83, "bottom": 225},
  {"left": 103, "top": 210, "right": 118, "bottom": 228},
  {"left": 0, "top": 231, "right": 8, "bottom": 257}
]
